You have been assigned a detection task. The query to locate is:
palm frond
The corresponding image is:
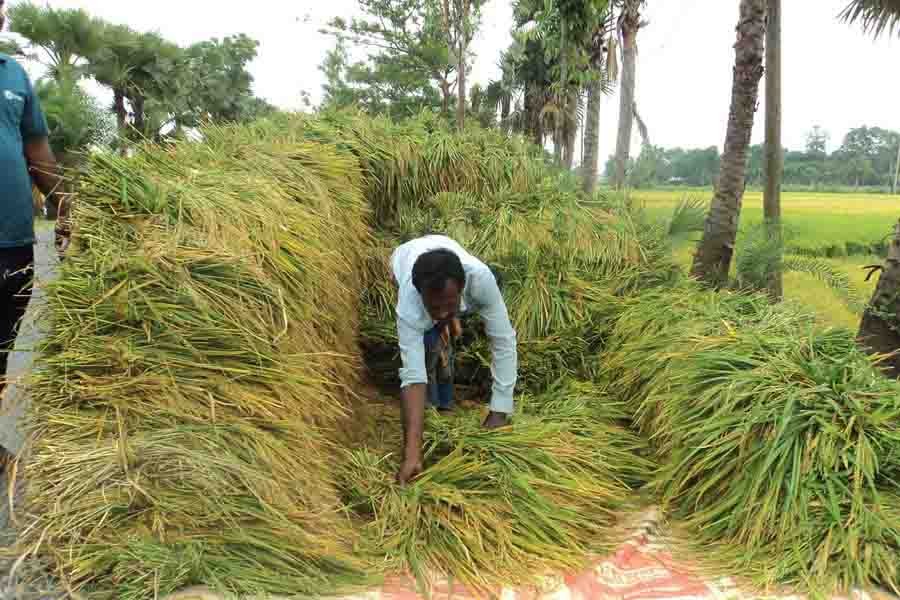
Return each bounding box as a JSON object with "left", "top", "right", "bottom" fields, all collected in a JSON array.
[
  {"left": 783, "top": 255, "right": 865, "bottom": 310},
  {"left": 840, "top": 0, "right": 900, "bottom": 37},
  {"left": 667, "top": 195, "right": 707, "bottom": 238}
]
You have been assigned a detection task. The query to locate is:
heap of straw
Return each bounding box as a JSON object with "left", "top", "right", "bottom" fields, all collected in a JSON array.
[
  {"left": 599, "top": 283, "right": 900, "bottom": 594},
  {"left": 340, "top": 379, "right": 650, "bottom": 594},
  {"left": 19, "top": 121, "right": 375, "bottom": 599}
]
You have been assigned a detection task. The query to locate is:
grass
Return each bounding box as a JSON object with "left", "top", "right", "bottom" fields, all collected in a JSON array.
[{"left": 629, "top": 187, "right": 900, "bottom": 257}]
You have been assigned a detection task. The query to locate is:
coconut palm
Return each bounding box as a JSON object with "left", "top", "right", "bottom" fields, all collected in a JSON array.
[
  {"left": 611, "top": 0, "right": 644, "bottom": 190},
  {"left": 690, "top": 0, "right": 767, "bottom": 288},
  {"left": 582, "top": 20, "right": 617, "bottom": 194},
  {"left": 840, "top": 1, "right": 900, "bottom": 373}
]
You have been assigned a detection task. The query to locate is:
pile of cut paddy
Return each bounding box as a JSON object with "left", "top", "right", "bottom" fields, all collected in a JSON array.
[
  {"left": 598, "top": 283, "right": 900, "bottom": 594},
  {"left": 340, "top": 380, "right": 650, "bottom": 593},
  {"left": 20, "top": 122, "right": 375, "bottom": 599}
]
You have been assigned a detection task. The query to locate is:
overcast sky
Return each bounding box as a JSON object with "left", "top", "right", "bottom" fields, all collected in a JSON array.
[{"left": 8, "top": 0, "right": 899, "bottom": 163}]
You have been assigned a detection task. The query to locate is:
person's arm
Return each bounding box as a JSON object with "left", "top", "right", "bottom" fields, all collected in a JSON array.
[
  {"left": 20, "top": 70, "right": 70, "bottom": 254},
  {"left": 24, "top": 138, "right": 63, "bottom": 214},
  {"left": 396, "top": 315, "right": 428, "bottom": 484},
  {"left": 475, "top": 269, "right": 518, "bottom": 414}
]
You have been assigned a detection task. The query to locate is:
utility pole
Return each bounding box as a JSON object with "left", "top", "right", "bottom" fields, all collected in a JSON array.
[{"left": 764, "top": 0, "right": 783, "bottom": 301}]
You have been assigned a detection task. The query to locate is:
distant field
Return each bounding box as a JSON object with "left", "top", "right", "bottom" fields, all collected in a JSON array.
[
  {"left": 627, "top": 187, "right": 900, "bottom": 257},
  {"left": 635, "top": 187, "right": 896, "bottom": 329}
]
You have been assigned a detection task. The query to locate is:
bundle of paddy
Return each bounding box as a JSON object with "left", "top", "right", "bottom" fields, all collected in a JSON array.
[
  {"left": 18, "top": 121, "right": 376, "bottom": 599},
  {"left": 340, "top": 379, "right": 651, "bottom": 594},
  {"left": 292, "top": 109, "right": 557, "bottom": 227},
  {"left": 598, "top": 283, "right": 900, "bottom": 594}
]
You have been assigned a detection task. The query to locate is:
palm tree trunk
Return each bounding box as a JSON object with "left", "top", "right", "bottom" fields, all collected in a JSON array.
[
  {"left": 500, "top": 94, "right": 511, "bottom": 135},
  {"left": 457, "top": 37, "right": 466, "bottom": 129},
  {"left": 583, "top": 80, "right": 602, "bottom": 194},
  {"left": 691, "top": 0, "right": 767, "bottom": 288},
  {"left": 764, "top": 0, "right": 784, "bottom": 301},
  {"left": 113, "top": 88, "right": 127, "bottom": 134},
  {"left": 613, "top": 3, "right": 640, "bottom": 190},
  {"left": 892, "top": 139, "right": 900, "bottom": 195},
  {"left": 132, "top": 94, "right": 146, "bottom": 138},
  {"left": 858, "top": 220, "right": 900, "bottom": 378},
  {"left": 563, "top": 88, "right": 579, "bottom": 170}
]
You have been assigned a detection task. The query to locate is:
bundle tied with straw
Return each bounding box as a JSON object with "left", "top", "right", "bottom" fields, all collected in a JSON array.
[
  {"left": 599, "top": 283, "right": 900, "bottom": 595},
  {"left": 18, "top": 122, "right": 376, "bottom": 599}
]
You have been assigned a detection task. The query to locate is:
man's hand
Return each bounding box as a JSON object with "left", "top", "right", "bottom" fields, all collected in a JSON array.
[
  {"left": 396, "top": 456, "right": 423, "bottom": 485},
  {"left": 483, "top": 411, "right": 510, "bottom": 430},
  {"left": 399, "top": 383, "right": 427, "bottom": 485},
  {"left": 54, "top": 224, "right": 70, "bottom": 258}
]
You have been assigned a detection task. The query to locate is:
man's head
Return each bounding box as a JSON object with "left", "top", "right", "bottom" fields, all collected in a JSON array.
[{"left": 412, "top": 249, "right": 465, "bottom": 322}]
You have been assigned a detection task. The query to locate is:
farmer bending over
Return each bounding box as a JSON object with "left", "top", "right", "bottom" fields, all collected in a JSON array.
[{"left": 391, "top": 235, "right": 517, "bottom": 484}]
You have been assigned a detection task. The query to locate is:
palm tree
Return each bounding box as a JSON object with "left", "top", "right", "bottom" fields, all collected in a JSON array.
[
  {"left": 841, "top": 0, "right": 900, "bottom": 375},
  {"left": 690, "top": 0, "right": 767, "bottom": 288},
  {"left": 7, "top": 3, "right": 103, "bottom": 81},
  {"left": 582, "top": 22, "right": 616, "bottom": 194},
  {"left": 612, "top": 0, "right": 644, "bottom": 190}
]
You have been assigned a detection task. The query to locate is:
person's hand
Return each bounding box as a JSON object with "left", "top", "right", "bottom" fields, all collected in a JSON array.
[
  {"left": 483, "top": 411, "right": 510, "bottom": 430},
  {"left": 54, "top": 223, "right": 71, "bottom": 259},
  {"left": 396, "top": 456, "right": 423, "bottom": 485},
  {"left": 449, "top": 317, "right": 462, "bottom": 339}
]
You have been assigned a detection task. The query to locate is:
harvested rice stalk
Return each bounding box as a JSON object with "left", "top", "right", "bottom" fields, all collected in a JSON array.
[
  {"left": 21, "top": 122, "right": 374, "bottom": 599},
  {"left": 340, "top": 380, "right": 650, "bottom": 594},
  {"left": 599, "top": 283, "right": 900, "bottom": 595}
]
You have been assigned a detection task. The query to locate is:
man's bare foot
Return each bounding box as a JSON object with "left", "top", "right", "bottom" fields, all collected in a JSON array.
[{"left": 482, "top": 411, "right": 509, "bottom": 429}]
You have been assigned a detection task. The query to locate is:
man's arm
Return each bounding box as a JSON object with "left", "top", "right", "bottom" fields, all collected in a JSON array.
[
  {"left": 475, "top": 269, "right": 517, "bottom": 414},
  {"left": 397, "top": 315, "right": 428, "bottom": 483},
  {"left": 24, "top": 138, "right": 64, "bottom": 218}
]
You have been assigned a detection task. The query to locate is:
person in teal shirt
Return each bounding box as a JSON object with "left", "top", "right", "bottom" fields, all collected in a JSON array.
[{"left": 0, "top": 1, "right": 70, "bottom": 468}]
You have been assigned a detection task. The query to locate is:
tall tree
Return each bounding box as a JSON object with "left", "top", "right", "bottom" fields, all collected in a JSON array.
[
  {"left": 691, "top": 0, "right": 767, "bottom": 288},
  {"left": 858, "top": 220, "right": 900, "bottom": 378},
  {"left": 805, "top": 125, "right": 829, "bottom": 157},
  {"left": 440, "top": 0, "right": 486, "bottom": 129},
  {"left": 612, "top": 0, "right": 643, "bottom": 189},
  {"left": 763, "top": 0, "right": 783, "bottom": 300},
  {"left": 581, "top": 30, "right": 614, "bottom": 193},
  {"left": 842, "top": 0, "right": 900, "bottom": 374},
  {"left": 323, "top": 0, "right": 458, "bottom": 117},
  {"left": 7, "top": 2, "right": 103, "bottom": 81}
]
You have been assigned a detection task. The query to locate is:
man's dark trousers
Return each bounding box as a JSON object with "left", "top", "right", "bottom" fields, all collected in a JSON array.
[{"left": 0, "top": 246, "right": 34, "bottom": 389}]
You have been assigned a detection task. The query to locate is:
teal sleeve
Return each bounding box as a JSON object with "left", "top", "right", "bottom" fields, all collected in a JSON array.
[{"left": 20, "top": 74, "right": 49, "bottom": 141}]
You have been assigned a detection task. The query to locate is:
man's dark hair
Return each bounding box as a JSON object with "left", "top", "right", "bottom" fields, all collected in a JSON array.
[{"left": 412, "top": 249, "right": 466, "bottom": 294}]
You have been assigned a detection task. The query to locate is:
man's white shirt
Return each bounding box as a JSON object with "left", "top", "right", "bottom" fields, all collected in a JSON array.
[{"left": 390, "top": 235, "right": 517, "bottom": 413}]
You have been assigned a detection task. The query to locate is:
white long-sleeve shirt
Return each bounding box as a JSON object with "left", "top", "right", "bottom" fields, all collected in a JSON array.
[{"left": 390, "top": 235, "right": 517, "bottom": 414}]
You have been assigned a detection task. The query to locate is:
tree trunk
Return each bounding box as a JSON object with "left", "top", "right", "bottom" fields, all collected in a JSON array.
[
  {"left": 858, "top": 220, "right": 900, "bottom": 379},
  {"left": 892, "top": 140, "right": 900, "bottom": 195},
  {"left": 613, "top": 4, "right": 639, "bottom": 190},
  {"left": 690, "top": 0, "right": 767, "bottom": 288},
  {"left": 113, "top": 88, "right": 128, "bottom": 134},
  {"left": 557, "top": 15, "right": 569, "bottom": 167},
  {"left": 582, "top": 78, "right": 602, "bottom": 195},
  {"left": 764, "top": 0, "right": 783, "bottom": 301},
  {"left": 500, "top": 94, "right": 511, "bottom": 135},
  {"left": 563, "top": 88, "right": 579, "bottom": 170},
  {"left": 132, "top": 94, "right": 146, "bottom": 138},
  {"left": 457, "top": 37, "right": 466, "bottom": 129},
  {"left": 440, "top": 79, "right": 452, "bottom": 116}
]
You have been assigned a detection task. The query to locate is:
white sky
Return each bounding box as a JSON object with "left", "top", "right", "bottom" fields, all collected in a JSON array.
[{"left": 7, "top": 0, "right": 899, "bottom": 164}]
